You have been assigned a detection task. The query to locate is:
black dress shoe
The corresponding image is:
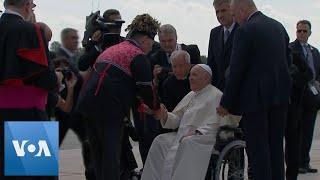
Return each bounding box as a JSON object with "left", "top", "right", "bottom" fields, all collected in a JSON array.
[
  {"left": 299, "top": 165, "right": 318, "bottom": 173},
  {"left": 306, "top": 165, "right": 318, "bottom": 173},
  {"left": 298, "top": 168, "right": 307, "bottom": 174}
]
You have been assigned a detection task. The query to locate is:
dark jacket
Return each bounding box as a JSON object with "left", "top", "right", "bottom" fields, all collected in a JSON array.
[
  {"left": 150, "top": 43, "right": 202, "bottom": 71},
  {"left": 221, "top": 11, "right": 292, "bottom": 114},
  {"left": 207, "top": 24, "right": 239, "bottom": 90}
]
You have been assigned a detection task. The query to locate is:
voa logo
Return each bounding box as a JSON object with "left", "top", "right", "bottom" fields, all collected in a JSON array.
[
  {"left": 4, "top": 121, "right": 59, "bottom": 176},
  {"left": 12, "top": 140, "right": 51, "bottom": 157}
]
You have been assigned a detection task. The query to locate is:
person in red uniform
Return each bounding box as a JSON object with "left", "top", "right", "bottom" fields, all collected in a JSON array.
[{"left": 76, "top": 14, "right": 161, "bottom": 180}]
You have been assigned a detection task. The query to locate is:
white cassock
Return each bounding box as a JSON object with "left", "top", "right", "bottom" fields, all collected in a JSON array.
[{"left": 141, "top": 84, "right": 240, "bottom": 180}]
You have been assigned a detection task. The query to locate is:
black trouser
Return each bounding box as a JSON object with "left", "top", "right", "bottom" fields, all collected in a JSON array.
[
  {"left": 133, "top": 111, "right": 161, "bottom": 165},
  {"left": 299, "top": 108, "right": 317, "bottom": 168},
  {"left": 0, "top": 108, "right": 58, "bottom": 180},
  {"left": 285, "top": 103, "right": 302, "bottom": 180},
  {"left": 86, "top": 100, "right": 125, "bottom": 180},
  {"left": 55, "top": 111, "right": 95, "bottom": 180},
  {"left": 242, "top": 106, "right": 287, "bottom": 180}
]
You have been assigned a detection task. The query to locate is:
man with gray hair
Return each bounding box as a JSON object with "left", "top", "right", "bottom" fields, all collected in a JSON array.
[
  {"left": 207, "top": 0, "right": 238, "bottom": 90},
  {"left": 0, "top": 0, "right": 58, "bottom": 179},
  {"left": 162, "top": 50, "right": 191, "bottom": 112},
  {"left": 151, "top": 24, "right": 202, "bottom": 79},
  {"left": 57, "top": 28, "right": 79, "bottom": 65},
  {"left": 217, "top": 0, "right": 292, "bottom": 180}
]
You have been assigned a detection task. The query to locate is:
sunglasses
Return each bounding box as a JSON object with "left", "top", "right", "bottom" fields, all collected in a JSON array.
[{"left": 297, "top": 30, "right": 308, "bottom": 33}]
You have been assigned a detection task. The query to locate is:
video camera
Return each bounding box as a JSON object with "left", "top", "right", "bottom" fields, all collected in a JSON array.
[
  {"left": 53, "top": 58, "right": 73, "bottom": 81},
  {"left": 82, "top": 11, "right": 125, "bottom": 50}
]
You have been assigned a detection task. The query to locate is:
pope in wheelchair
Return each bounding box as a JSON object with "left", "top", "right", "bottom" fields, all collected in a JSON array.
[{"left": 141, "top": 64, "right": 242, "bottom": 180}]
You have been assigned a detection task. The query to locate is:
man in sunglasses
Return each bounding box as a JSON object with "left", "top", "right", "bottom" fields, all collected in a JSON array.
[{"left": 289, "top": 20, "right": 320, "bottom": 174}]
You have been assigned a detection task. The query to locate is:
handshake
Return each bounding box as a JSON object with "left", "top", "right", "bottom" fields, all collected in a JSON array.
[{"left": 139, "top": 103, "right": 168, "bottom": 120}]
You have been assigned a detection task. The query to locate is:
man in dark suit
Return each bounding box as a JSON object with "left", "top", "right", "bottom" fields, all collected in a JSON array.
[
  {"left": 285, "top": 51, "right": 313, "bottom": 180},
  {"left": 56, "top": 29, "right": 95, "bottom": 180},
  {"left": 290, "top": 20, "right": 320, "bottom": 174},
  {"left": 56, "top": 28, "right": 79, "bottom": 69},
  {"left": 207, "top": 0, "right": 238, "bottom": 91},
  {"left": 217, "top": 0, "right": 292, "bottom": 180}
]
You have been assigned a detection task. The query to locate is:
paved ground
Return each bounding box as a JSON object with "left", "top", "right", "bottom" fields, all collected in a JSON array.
[{"left": 59, "top": 114, "right": 320, "bottom": 180}]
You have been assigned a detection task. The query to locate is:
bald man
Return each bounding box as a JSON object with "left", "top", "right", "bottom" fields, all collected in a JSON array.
[
  {"left": 141, "top": 64, "right": 240, "bottom": 180},
  {"left": 37, "top": 22, "right": 52, "bottom": 42},
  {"left": 162, "top": 50, "right": 191, "bottom": 112}
]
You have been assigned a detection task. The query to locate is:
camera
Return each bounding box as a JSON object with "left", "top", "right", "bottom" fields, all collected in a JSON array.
[
  {"left": 61, "top": 69, "right": 73, "bottom": 81},
  {"left": 82, "top": 11, "right": 125, "bottom": 49},
  {"left": 53, "top": 57, "right": 73, "bottom": 81}
]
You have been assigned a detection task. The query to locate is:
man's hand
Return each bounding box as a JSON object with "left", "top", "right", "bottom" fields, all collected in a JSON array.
[
  {"left": 91, "top": 30, "right": 102, "bottom": 42},
  {"left": 55, "top": 71, "right": 63, "bottom": 86},
  {"left": 154, "top": 104, "right": 168, "bottom": 120},
  {"left": 66, "top": 72, "right": 78, "bottom": 89},
  {"left": 153, "top": 65, "right": 162, "bottom": 77},
  {"left": 138, "top": 103, "right": 154, "bottom": 115},
  {"left": 217, "top": 106, "right": 229, "bottom": 117}
]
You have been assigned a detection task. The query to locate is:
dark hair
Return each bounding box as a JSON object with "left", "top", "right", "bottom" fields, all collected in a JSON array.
[
  {"left": 125, "top": 14, "right": 160, "bottom": 39},
  {"left": 297, "top": 20, "right": 312, "bottom": 30},
  {"left": 52, "top": 57, "right": 70, "bottom": 69},
  {"left": 4, "top": 0, "right": 29, "bottom": 7},
  {"left": 103, "top": 9, "right": 120, "bottom": 22}
]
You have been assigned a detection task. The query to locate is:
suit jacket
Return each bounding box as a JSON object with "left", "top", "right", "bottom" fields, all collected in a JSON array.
[
  {"left": 289, "top": 39, "right": 320, "bottom": 80},
  {"left": 220, "top": 11, "right": 292, "bottom": 114},
  {"left": 150, "top": 43, "right": 202, "bottom": 71},
  {"left": 290, "top": 39, "right": 320, "bottom": 110},
  {"left": 207, "top": 24, "right": 239, "bottom": 90}
]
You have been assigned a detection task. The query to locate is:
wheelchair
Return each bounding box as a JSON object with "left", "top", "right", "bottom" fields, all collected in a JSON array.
[{"left": 205, "top": 126, "right": 251, "bottom": 180}]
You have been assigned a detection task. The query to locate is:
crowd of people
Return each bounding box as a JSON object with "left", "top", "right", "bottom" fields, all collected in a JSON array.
[{"left": 0, "top": 0, "right": 319, "bottom": 180}]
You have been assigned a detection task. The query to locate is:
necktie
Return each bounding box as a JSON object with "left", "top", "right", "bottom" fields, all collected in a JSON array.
[
  {"left": 303, "top": 44, "right": 316, "bottom": 79},
  {"left": 224, "top": 30, "right": 230, "bottom": 44}
]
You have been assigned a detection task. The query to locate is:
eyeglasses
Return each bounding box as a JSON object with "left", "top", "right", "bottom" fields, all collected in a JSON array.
[{"left": 297, "top": 30, "right": 308, "bottom": 33}]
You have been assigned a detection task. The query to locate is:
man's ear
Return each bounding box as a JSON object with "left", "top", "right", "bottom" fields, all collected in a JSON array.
[{"left": 309, "top": 30, "right": 312, "bottom": 37}]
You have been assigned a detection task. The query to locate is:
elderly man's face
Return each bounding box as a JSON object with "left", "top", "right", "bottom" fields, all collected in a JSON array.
[
  {"left": 230, "top": 1, "right": 246, "bottom": 25},
  {"left": 189, "top": 66, "right": 210, "bottom": 92},
  {"left": 172, "top": 55, "right": 190, "bottom": 80},
  {"left": 214, "top": 2, "right": 233, "bottom": 27},
  {"left": 159, "top": 33, "right": 177, "bottom": 54}
]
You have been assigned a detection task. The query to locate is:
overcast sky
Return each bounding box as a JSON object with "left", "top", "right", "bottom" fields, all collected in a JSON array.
[{"left": 1, "top": 0, "right": 319, "bottom": 55}]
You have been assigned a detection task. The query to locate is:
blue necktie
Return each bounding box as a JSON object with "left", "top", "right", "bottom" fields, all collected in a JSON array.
[{"left": 224, "top": 30, "right": 230, "bottom": 44}]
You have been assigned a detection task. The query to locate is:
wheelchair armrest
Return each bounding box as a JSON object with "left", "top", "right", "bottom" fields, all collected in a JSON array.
[{"left": 214, "top": 125, "right": 244, "bottom": 152}]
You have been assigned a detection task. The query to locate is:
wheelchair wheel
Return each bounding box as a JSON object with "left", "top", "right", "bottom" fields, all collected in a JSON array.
[{"left": 214, "top": 140, "right": 248, "bottom": 180}]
